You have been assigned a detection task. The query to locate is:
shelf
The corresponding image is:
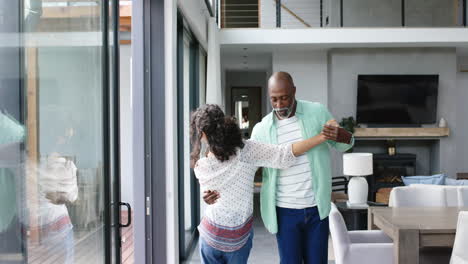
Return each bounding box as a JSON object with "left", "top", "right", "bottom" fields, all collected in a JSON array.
[{"left": 354, "top": 127, "right": 450, "bottom": 140}]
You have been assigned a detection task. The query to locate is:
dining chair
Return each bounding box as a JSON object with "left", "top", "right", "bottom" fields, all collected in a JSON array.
[
  {"left": 457, "top": 187, "right": 468, "bottom": 207},
  {"left": 389, "top": 185, "right": 447, "bottom": 207},
  {"left": 329, "top": 203, "right": 393, "bottom": 264},
  {"left": 450, "top": 211, "right": 468, "bottom": 264}
]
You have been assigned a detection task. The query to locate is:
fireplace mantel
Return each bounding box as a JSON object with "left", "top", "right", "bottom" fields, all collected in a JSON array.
[{"left": 354, "top": 127, "right": 450, "bottom": 140}]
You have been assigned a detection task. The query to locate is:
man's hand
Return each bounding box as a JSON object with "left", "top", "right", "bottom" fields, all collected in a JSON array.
[
  {"left": 45, "top": 192, "right": 68, "bottom": 205},
  {"left": 322, "top": 119, "right": 352, "bottom": 144},
  {"left": 203, "top": 190, "right": 220, "bottom": 205}
]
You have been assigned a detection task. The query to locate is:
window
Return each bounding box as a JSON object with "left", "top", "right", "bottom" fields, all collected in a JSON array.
[{"left": 177, "top": 14, "right": 206, "bottom": 260}]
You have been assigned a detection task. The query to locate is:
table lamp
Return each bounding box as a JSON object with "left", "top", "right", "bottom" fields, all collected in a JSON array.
[{"left": 343, "top": 153, "right": 373, "bottom": 207}]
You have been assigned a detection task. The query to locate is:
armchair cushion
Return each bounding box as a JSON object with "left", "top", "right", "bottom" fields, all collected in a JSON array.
[
  {"left": 446, "top": 178, "right": 468, "bottom": 186},
  {"left": 458, "top": 187, "right": 468, "bottom": 207},
  {"left": 348, "top": 230, "right": 393, "bottom": 244},
  {"left": 348, "top": 243, "right": 394, "bottom": 264},
  {"left": 402, "top": 174, "right": 445, "bottom": 186}
]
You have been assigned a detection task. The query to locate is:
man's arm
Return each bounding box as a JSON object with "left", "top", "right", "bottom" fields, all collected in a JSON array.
[{"left": 203, "top": 190, "right": 220, "bottom": 205}]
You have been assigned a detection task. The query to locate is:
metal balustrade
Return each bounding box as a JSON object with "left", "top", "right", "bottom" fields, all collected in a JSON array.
[{"left": 218, "top": 0, "right": 467, "bottom": 28}]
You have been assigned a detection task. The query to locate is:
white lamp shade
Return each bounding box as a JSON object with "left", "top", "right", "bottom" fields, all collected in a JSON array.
[{"left": 343, "top": 153, "right": 373, "bottom": 176}]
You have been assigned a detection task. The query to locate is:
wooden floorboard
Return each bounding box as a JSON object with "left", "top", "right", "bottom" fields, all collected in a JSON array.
[
  {"left": 121, "top": 210, "right": 134, "bottom": 264},
  {"left": 26, "top": 211, "right": 134, "bottom": 264}
]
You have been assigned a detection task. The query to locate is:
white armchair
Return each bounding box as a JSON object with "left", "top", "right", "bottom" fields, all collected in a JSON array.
[
  {"left": 389, "top": 185, "right": 468, "bottom": 207},
  {"left": 450, "top": 212, "right": 468, "bottom": 264},
  {"left": 329, "top": 203, "right": 393, "bottom": 264},
  {"left": 389, "top": 185, "right": 447, "bottom": 207},
  {"left": 457, "top": 187, "right": 468, "bottom": 207}
]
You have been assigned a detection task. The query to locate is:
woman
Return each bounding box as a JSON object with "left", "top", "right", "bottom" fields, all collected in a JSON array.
[{"left": 191, "top": 104, "right": 330, "bottom": 264}]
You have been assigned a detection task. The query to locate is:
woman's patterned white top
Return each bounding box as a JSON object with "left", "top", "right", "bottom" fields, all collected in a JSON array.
[{"left": 194, "top": 139, "right": 297, "bottom": 251}]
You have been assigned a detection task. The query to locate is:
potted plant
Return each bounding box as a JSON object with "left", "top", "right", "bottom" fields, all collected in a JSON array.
[{"left": 339, "top": 116, "right": 358, "bottom": 152}]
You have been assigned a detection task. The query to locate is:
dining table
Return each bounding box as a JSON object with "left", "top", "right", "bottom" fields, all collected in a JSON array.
[{"left": 368, "top": 206, "right": 468, "bottom": 264}]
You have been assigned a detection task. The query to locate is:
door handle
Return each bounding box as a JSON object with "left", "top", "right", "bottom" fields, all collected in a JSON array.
[{"left": 119, "top": 202, "right": 132, "bottom": 228}]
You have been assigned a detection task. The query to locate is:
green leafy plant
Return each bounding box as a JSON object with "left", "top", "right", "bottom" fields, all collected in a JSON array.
[
  {"left": 339, "top": 117, "right": 358, "bottom": 153},
  {"left": 339, "top": 116, "right": 358, "bottom": 133}
]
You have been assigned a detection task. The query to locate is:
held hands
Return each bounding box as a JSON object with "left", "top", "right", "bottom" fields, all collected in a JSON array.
[
  {"left": 45, "top": 191, "right": 69, "bottom": 205},
  {"left": 321, "top": 119, "right": 352, "bottom": 144},
  {"left": 203, "top": 190, "right": 220, "bottom": 205}
]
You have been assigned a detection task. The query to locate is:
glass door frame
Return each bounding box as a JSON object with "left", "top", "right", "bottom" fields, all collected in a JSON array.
[
  {"left": 103, "top": 0, "right": 123, "bottom": 263},
  {"left": 177, "top": 13, "right": 201, "bottom": 261},
  {"left": 3, "top": 0, "right": 122, "bottom": 263}
]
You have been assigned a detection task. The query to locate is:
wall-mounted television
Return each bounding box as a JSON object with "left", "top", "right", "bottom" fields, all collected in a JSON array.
[{"left": 356, "top": 75, "right": 438, "bottom": 126}]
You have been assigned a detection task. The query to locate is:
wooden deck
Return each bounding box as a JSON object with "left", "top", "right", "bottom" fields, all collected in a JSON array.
[
  {"left": 28, "top": 211, "right": 134, "bottom": 264},
  {"left": 121, "top": 211, "right": 134, "bottom": 264}
]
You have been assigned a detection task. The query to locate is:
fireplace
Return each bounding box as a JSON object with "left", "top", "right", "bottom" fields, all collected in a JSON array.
[{"left": 368, "top": 153, "right": 416, "bottom": 203}]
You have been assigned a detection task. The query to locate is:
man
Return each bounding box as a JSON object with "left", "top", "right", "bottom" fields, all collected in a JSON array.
[{"left": 204, "top": 71, "right": 353, "bottom": 263}]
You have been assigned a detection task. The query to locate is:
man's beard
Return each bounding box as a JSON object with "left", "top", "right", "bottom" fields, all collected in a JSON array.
[{"left": 273, "top": 100, "right": 296, "bottom": 119}]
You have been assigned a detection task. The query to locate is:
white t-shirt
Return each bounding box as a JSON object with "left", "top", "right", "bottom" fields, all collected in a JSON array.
[{"left": 276, "top": 116, "right": 316, "bottom": 209}]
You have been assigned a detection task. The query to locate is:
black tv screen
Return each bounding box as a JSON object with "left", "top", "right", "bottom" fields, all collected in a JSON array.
[{"left": 357, "top": 75, "right": 438, "bottom": 125}]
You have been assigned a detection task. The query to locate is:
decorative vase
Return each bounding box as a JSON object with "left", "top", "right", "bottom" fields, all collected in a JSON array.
[
  {"left": 387, "top": 140, "right": 396, "bottom": 156},
  {"left": 438, "top": 118, "right": 447, "bottom": 128}
]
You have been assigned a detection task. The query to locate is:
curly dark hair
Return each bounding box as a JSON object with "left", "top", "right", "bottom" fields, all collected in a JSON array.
[{"left": 190, "top": 104, "right": 245, "bottom": 167}]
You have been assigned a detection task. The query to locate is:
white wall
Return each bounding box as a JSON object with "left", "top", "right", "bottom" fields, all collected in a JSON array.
[
  {"left": 178, "top": 0, "right": 209, "bottom": 49},
  {"left": 328, "top": 48, "right": 461, "bottom": 178},
  {"left": 120, "top": 44, "right": 134, "bottom": 207},
  {"left": 272, "top": 50, "right": 328, "bottom": 106},
  {"left": 165, "top": 0, "right": 179, "bottom": 263},
  {"left": 405, "top": 0, "right": 457, "bottom": 27},
  {"left": 341, "top": 0, "right": 401, "bottom": 27},
  {"left": 260, "top": 0, "right": 276, "bottom": 28}
]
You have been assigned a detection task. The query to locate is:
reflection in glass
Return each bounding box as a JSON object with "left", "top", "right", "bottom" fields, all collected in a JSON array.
[
  {"left": 0, "top": 0, "right": 108, "bottom": 263},
  {"left": 235, "top": 100, "right": 249, "bottom": 130},
  {"left": 183, "top": 32, "right": 193, "bottom": 244}
]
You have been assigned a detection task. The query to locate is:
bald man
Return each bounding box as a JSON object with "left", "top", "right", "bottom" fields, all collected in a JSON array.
[
  {"left": 204, "top": 72, "right": 353, "bottom": 264},
  {"left": 252, "top": 71, "right": 353, "bottom": 264}
]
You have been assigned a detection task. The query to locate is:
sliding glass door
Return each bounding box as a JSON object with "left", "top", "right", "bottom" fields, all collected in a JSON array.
[
  {"left": 0, "top": 0, "right": 122, "bottom": 263},
  {"left": 177, "top": 14, "right": 205, "bottom": 260}
]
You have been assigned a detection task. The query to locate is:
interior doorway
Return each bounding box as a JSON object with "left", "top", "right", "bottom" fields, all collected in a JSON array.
[{"left": 231, "top": 87, "right": 262, "bottom": 139}]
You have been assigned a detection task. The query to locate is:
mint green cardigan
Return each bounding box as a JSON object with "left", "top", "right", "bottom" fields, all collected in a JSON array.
[{"left": 251, "top": 100, "right": 354, "bottom": 234}]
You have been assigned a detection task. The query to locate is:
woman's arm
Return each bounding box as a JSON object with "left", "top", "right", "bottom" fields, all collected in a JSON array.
[
  {"left": 291, "top": 133, "right": 327, "bottom": 157},
  {"left": 241, "top": 134, "right": 327, "bottom": 169}
]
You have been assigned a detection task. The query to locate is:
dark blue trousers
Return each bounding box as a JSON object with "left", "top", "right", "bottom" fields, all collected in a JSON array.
[{"left": 276, "top": 206, "right": 329, "bottom": 264}]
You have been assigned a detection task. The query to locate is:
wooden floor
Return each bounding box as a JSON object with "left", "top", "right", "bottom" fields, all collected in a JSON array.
[
  {"left": 28, "top": 211, "right": 134, "bottom": 264},
  {"left": 121, "top": 211, "right": 134, "bottom": 264}
]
